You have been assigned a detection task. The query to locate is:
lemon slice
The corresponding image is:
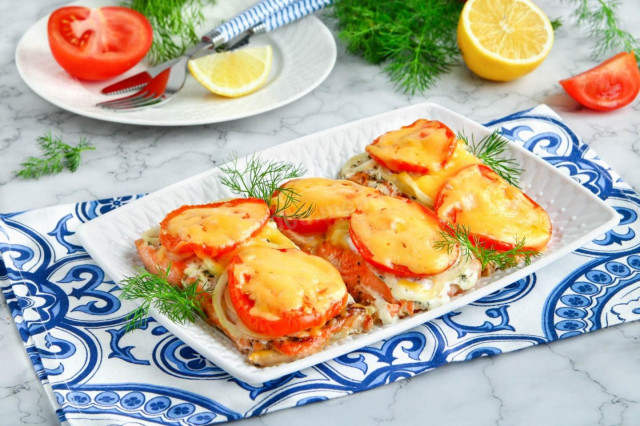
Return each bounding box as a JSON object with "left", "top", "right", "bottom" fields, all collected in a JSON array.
[
  {"left": 188, "top": 45, "right": 273, "bottom": 97},
  {"left": 457, "top": 0, "right": 554, "bottom": 81}
]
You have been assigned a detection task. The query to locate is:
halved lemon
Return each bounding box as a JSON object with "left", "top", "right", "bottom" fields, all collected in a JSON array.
[
  {"left": 188, "top": 45, "right": 273, "bottom": 97},
  {"left": 457, "top": 0, "right": 554, "bottom": 81}
]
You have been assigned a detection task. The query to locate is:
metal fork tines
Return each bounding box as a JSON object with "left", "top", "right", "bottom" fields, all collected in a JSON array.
[{"left": 97, "top": 66, "right": 179, "bottom": 111}]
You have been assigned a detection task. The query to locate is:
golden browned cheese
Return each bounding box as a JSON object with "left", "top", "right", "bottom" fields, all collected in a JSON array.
[
  {"left": 350, "top": 195, "right": 458, "bottom": 276},
  {"left": 163, "top": 202, "right": 268, "bottom": 251},
  {"left": 392, "top": 140, "right": 482, "bottom": 206},
  {"left": 366, "top": 119, "right": 454, "bottom": 173},
  {"left": 230, "top": 246, "right": 347, "bottom": 321},
  {"left": 271, "top": 177, "right": 379, "bottom": 219},
  {"left": 437, "top": 165, "right": 552, "bottom": 250}
]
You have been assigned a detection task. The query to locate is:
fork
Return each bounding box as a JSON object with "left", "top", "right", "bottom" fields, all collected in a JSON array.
[
  {"left": 100, "top": 0, "right": 300, "bottom": 96},
  {"left": 97, "top": 0, "right": 333, "bottom": 111}
]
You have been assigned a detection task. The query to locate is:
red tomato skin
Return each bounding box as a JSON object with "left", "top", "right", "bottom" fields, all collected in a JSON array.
[
  {"left": 559, "top": 52, "right": 640, "bottom": 111},
  {"left": 159, "top": 198, "right": 270, "bottom": 259},
  {"left": 47, "top": 6, "right": 152, "bottom": 81},
  {"left": 227, "top": 250, "right": 348, "bottom": 337},
  {"left": 366, "top": 119, "right": 457, "bottom": 174},
  {"left": 349, "top": 196, "right": 457, "bottom": 278},
  {"left": 434, "top": 164, "right": 551, "bottom": 253},
  {"left": 272, "top": 215, "right": 340, "bottom": 234}
]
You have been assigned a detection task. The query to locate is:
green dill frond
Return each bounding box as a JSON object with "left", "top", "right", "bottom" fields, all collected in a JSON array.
[
  {"left": 120, "top": 266, "right": 205, "bottom": 332},
  {"left": 434, "top": 224, "right": 540, "bottom": 271},
  {"left": 124, "top": 0, "right": 216, "bottom": 65},
  {"left": 458, "top": 130, "right": 522, "bottom": 188},
  {"left": 15, "top": 132, "right": 94, "bottom": 179},
  {"left": 219, "top": 153, "right": 314, "bottom": 219},
  {"left": 550, "top": 18, "right": 563, "bottom": 30},
  {"left": 270, "top": 187, "right": 316, "bottom": 219},
  {"left": 566, "top": 0, "right": 640, "bottom": 61},
  {"left": 331, "top": 0, "right": 464, "bottom": 95}
]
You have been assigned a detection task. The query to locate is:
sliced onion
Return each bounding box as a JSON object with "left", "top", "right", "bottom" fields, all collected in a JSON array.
[{"left": 211, "top": 272, "right": 271, "bottom": 341}]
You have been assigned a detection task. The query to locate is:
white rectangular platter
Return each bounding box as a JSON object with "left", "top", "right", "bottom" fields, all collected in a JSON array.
[{"left": 77, "top": 103, "right": 619, "bottom": 384}]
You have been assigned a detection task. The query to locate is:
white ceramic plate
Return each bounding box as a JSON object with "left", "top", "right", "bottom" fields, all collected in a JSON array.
[
  {"left": 77, "top": 103, "right": 619, "bottom": 384},
  {"left": 15, "top": 0, "right": 336, "bottom": 126}
]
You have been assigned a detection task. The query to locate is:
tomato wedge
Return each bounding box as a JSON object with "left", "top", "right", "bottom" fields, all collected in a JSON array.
[
  {"left": 559, "top": 52, "right": 640, "bottom": 111},
  {"left": 366, "top": 119, "right": 457, "bottom": 174},
  {"left": 349, "top": 195, "right": 458, "bottom": 277},
  {"left": 47, "top": 6, "right": 152, "bottom": 81},
  {"left": 227, "top": 246, "right": 348, "bottom": 337},
  {"left": 159, "top": 198, "right": 270, "bottom": 259},
  {"left": 434, "top": 164, "right": 552, "bottom": 252},
  {"left": 271, "top": 177, "right": 380, "bottom": 234}
]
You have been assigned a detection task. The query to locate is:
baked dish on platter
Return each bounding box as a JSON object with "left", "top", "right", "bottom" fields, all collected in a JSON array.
[{"left": 126, "top": 118, "right": 552, "bottom": 367}]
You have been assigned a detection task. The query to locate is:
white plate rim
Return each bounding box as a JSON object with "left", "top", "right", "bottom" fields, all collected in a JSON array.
[
  {"left": 15, "top": 0, "right": 337, "bottom": 126},
  {"left": 77, "top": 102, "right": 620, "bottom": 384}
]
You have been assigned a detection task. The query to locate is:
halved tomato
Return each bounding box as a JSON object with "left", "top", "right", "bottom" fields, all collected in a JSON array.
[
  {"left": 434, "top": 164, "right": 552, "bottom": 251},
  {"left": 47, "top": 6, "right": 152, "bottom": 81},
  {"left": 349, "top": 195, "right": 458, "bottom": 277},
  {"left": 271, "top": 177, "right": 380, "bottom": 234},
  {"left": 227, "top": 246, "right": 348, "bottom": 337},
  {"left": 159, "top": 198, "right": 270, "bottom": 259},
  {"left": 366, "top": 119, "right": 456, "bottom": 174},
  {"left": 559, "top": 52, "right": 640, "bottom": 111}
]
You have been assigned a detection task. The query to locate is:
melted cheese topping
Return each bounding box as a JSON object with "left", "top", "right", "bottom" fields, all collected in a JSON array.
[
  {"left": 382, "top": 253, "right": 481, "bottom": 311},
  {"left": 186, "top": 222, "right": 298, "bottom": 280},
  {"left": 366, "top": 119, "right": 455, "bottom": 173},
  {"left": 437, "top": 165, "right": 552, "bottom": 249},
  {"left": 350, "top": 196, "right": 457, "bottom": 275},
  {"left": 273, "top": 177, "right": 379, "bottom": 220},
  {"left": 393, "top": 141, "right": 482, "bottom": 206},
  {"left": 163, "top": 201, "right": 269, "bottom": 251},
  {"left": 326, "top": 219, "right": 481, "bottom": 324},
  {"left": 231, "top": 246, "right": 347, "bottom": 321}
]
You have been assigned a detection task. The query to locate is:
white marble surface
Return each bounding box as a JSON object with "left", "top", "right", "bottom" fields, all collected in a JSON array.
[{"left": 1, "top": 0, "right": 640, "bottom": 425}]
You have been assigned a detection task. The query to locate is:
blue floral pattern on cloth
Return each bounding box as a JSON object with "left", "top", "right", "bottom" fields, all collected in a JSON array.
[{"left": 1, "top": 105, "right": 639, "bottom": 425}]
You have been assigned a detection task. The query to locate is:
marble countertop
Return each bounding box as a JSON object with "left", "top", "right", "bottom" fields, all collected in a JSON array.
[{"left": 2, "top": 0, "right": 640, "bottom": 424}]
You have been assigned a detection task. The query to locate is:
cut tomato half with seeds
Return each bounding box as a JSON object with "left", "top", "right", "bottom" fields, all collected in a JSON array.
[{"left": 47, "top": 6, "right": 152, "bottom": 81}]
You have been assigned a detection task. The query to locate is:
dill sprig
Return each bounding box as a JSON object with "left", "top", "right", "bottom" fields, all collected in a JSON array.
[
  {"left": 435, "top": 224, "right": 540, "bottom": 271},
  {"left": 270, "top": 187, "right": 316, "bottom": 219},
  {"left": 567, "top": 0, "right": 640, "bottom": 61},
  {"left": 124, "top": 0, "right": 215, "bottom": 65},
  {"left": 219, "top": 154, "right": 314, "bottom": 219},
  {"left": 331, "top": 0, "right": 463, "bottom": 95},
  {"left": 120, "top": 266, "right": 205, "bottom": 332},
  {"left": 458, "top": 130, "right": 523, "bottom": 188},
  {"left": 15, "top": 132, "right": 94, "bottom": 179}
]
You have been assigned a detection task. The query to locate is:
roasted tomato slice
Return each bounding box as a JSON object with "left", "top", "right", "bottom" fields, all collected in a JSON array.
[
  {"left": 271, "top": 177, "right": 380, "bottom": 234},
  {"left": 365, "top": 119, "right": 457, "bottom": 174},
  {"left": 159, "top": 198, "right": 270, "bottom": 258},
  {"left": 559, "top": 52, "right": 640, "bottom": 111},
  {"left": 349, "top": 195, "right": 459, "bottom": 277},
  {"left": 227, "top": 246, "right": 348, "bottom": 337},
  {"left": 47, "top": 6, "right": 152, "bottom": 81},
  {"left": 434, "top": 164, "right": 552, "bottom": 251}
]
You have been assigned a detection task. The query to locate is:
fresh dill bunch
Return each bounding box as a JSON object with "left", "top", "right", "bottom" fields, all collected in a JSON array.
[
  {"left": 458, "top": 129, "right": 523, "bottom": 188},
  {"left": 120, "top": 266, "right": 205, "bottom": 332},
  {"left": 331, "top": 0, "right": 464, "bottom": 95},
  {"left": 435, "top": 224, "right": 540, "bottom": 271},
  {"left": 124, "top": 0, "right": 215, "bottom": 65},
  {"left": 566, "top": 0, "right": 640, "bottom": 61},
  {"left": 15, "top": 132, "right": 95, "bottom": 179},
  {"left": 219, "top": 154, "right": 314, "bottom": 219}
]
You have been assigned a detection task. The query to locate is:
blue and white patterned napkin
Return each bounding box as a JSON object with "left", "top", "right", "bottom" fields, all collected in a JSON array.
[{"left": 1, "top": 105, "right": 639, "bottom": 425}]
